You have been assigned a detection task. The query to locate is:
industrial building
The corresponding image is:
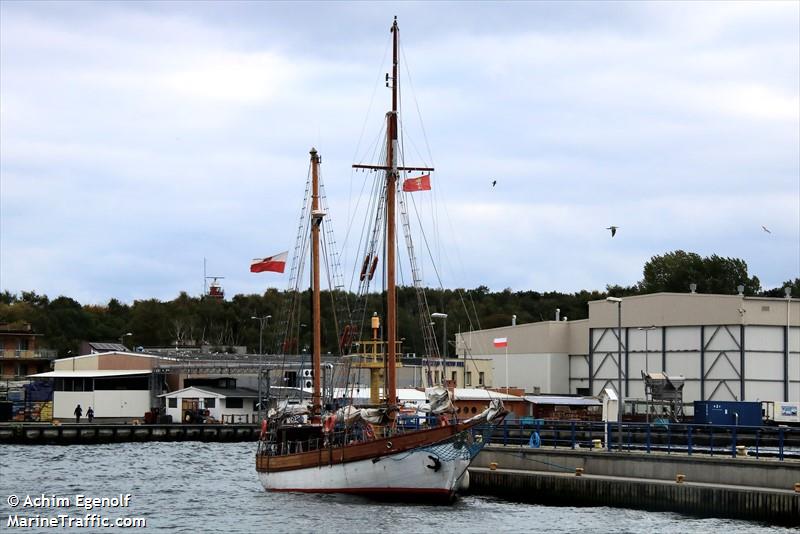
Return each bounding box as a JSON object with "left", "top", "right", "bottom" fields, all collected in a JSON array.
[{"left": 456, "top": 292, "right": 799, "bottom": 404}]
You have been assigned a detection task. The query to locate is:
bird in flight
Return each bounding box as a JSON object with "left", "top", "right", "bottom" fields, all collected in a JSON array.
[
  {"left": 606, "top": 226, "right": 619, "bottom": 237},
  {"left": 761, "top": 225, "right": 771, "bottom": 234},
  {"left": 491, "top": 180, "right": 497, "bottom": 187}
]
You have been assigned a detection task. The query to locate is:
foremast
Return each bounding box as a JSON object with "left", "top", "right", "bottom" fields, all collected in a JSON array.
[
  {"left": 352, "top": 17, "right": 434, "bottom": 409},
  {"left": 310, "top": 147, "right": 323, "bottom": 421}
]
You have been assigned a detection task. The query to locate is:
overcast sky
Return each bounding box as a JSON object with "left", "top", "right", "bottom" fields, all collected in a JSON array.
[{"left": 1, "top": 1, "right": 798, "bottom": 304}]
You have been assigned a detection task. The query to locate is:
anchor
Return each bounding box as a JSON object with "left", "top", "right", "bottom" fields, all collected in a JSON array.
[{"left": 426, "top": 455, "right": 441, "bottom": 472}]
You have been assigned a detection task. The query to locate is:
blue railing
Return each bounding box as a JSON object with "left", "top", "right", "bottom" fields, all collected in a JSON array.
[{"left": 476, "top": 420, "right": 797, "bottom": 461}]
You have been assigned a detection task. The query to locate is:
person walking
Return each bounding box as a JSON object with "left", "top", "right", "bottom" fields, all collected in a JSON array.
[
  {"left": 86, "top": 407, "right": 94, "bottom": 423},
  {"left": 74, "top": 404, "right": 82, "bottom": 424}
]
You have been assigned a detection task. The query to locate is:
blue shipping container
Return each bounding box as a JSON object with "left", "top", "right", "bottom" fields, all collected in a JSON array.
[{"left": 693, "top": 401, "right": 762, "bottom": 426}]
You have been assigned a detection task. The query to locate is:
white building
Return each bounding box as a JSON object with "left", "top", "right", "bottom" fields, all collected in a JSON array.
[
  {"left": 29, "top": 351, "right": 176, "bottom": 421},
  {"left": 457, "top": 292, "right": 800, "bottom": 403},
  {"left": 160, "top": 386, "right": 259, "bottom": 423}
]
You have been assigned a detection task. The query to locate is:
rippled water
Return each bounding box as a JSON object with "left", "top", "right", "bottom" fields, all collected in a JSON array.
[{"left": 0, "top": 442, "right": 789, "bottom": 533}]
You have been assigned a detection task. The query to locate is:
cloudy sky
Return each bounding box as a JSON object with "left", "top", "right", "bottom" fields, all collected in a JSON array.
[{"left": 1, "top": 1, "right": 798, "bottom": 304}]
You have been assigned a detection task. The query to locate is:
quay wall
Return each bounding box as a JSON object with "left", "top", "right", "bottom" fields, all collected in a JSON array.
[
  {"left": 469, "top": 467, "right": 799, "bottom": 525},
  {"left": 474, "top": 445, "right": 800, "bottom": 490},
  {"left": 0, "top": 423, "right": 259, "bottom": 444}
]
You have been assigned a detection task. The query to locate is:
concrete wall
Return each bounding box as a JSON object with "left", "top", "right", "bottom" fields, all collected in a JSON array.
[
  {"left": 54, "top": 391, "right": 150, "bottom": 419},
  {"left": 487, "top": 353, "right": 568, "bottom": 393},
  {"left": 475, "top": 446, "right": 800, "bottom": 490}
]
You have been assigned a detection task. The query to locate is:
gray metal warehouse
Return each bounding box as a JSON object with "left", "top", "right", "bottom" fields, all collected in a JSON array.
[{"left": 455, "top": 291, "right": 799, "bottom": 404}]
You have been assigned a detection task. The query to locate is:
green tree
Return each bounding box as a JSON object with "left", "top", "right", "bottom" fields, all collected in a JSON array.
[{"left": 639, "top": 250, "right": 760, "bottom": 295}]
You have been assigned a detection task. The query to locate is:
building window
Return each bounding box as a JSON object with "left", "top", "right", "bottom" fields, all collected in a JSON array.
[
  {"left": 434, "top": 371, "right": 440, "bottom": 384},
  {"left": 478, "top": 372, "right": 485, "bottom": 386},
  {"left": 576, "top": 388, "right": 590, "bottom": 396},
  {"left": 451, "top": 371, "right": 457, "bottom": 383},
  {"left": 226, "top": 397, "right": 243, "bottom": 409},
  {"left": 465, "top": 372, "right": 472, "bottom": 386},
  {"left": 168, "top": 398, "right": 177, "bottom": 408},
  {"left": 204, "top": 398, "right": 216, "bottom": 408}
]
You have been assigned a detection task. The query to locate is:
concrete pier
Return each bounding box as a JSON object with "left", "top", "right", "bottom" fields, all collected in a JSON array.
[
  {"left": 469, "top": 445, "right": 800, "bottom": 524},
  {"left": 0, "top": 423, "right": 259, "bottom": 444}
]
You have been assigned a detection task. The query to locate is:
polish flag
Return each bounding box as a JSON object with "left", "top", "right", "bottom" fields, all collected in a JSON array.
[
  {"left": 250, "top": 251, "right": 288, "bottom": 273},
  {"left": 493, "top": 337, "right": 508, "bottom": 348},
  {"left": 402, "top": 174, "right": 431, "bottom": 192}
]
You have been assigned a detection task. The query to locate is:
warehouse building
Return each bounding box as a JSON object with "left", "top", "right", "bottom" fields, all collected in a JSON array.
[{"left": 456, "top": 291, "right": 799, "bottom": 404}]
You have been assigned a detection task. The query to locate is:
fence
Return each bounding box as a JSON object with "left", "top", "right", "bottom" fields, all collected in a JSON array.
[{"left": 478, "top": 419, "right": 799, "bottom": 461}]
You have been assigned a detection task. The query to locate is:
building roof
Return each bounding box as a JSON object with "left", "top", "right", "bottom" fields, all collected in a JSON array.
[
  {"left": 159, "top": 386, "right": 259, "bottom": 398},
  {"left": 523, "top": 395, "right": 601, "bottom": 406},
  {"left": 87, "top": 342, "right": 129, "bottom": 352},
  {"left": 453, "top": 388, "right": 523, "bottom": 401},
  {"left": 28, "top": 370, "right": 151, "bottom": 378}
]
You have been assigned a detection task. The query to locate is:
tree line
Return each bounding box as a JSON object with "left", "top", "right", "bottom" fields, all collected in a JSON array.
[{"left": 1, "top": 250, "right": 796, "bottom": 358}]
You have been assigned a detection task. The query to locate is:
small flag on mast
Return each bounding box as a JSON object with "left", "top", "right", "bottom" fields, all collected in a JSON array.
[
  {"left": 402, "top": 174, "right": 431, "bottom": 192},
  {"left": 493, "top": 337, "right": 508, "bottom": 348},
  {"left": 250, "top": 251, "right": 288, "bottom": 273}
]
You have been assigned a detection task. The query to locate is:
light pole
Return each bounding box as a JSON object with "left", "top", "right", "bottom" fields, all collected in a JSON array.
[
  {"left": 251, "top": 315, "right": 271, "bottom": 355},
  {"left": 637, "top": 325, "right": 656, "bottom": 374},
  {"left": 120, "top": 332, "right": 133, "bottom": 351},
  {"left": 607, "top": 297, "right": 623, "bottom": 451},
  {"left": 431, "top": 313, "right": 448, "bottom": 359},
  {"left": 637, "top": 325, "right": 656, "bottom": 422}
]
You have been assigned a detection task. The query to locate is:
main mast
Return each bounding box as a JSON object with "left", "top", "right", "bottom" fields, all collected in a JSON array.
[
  {"left": 310, "top": 147, "right": 323, "bottom": 420},
  {"left": 351, "top": 17, "right": 434, "bottom": 410},
  {"left": 385, "top": 18, "right": 399, "bottom": 408}
]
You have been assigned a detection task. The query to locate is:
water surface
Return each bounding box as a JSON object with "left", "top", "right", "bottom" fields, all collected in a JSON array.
[{"left": 0, "top": 442, "right": 789, "bottom": 533}]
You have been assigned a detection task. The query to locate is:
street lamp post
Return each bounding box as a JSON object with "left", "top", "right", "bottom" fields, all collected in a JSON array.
[
  {"left": 431, "top": 313, "right": 448, "bottom": 359},
  {"left": 251, "top": 315, "right": 272, "bottom": 355},
  {"left": 607, "top": 297, "right": 623, "bottom": 451},
  {"left": 637, "top": 325, "right": 656, "bottom": 422},
  {"left": 637, "top": 325, "right": 657, "bottom": 375},
  {"left": 120, "top": 332, "right": 133, "bottom": 351}
]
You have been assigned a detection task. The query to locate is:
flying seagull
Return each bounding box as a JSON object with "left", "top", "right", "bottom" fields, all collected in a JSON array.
[
  {"left": 492, "top": 180, "right": 497, "bottom": 187},
  {"left": 606, "top": 226, "right": 619, "bottom": 237},
  {"left": 761, "top": 225, "right": 771, "bottom": 234}
]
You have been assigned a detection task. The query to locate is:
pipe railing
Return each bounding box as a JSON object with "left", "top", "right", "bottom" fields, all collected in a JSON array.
[{"left": 475, "top": 420, "right": 797, "bottom": 461}]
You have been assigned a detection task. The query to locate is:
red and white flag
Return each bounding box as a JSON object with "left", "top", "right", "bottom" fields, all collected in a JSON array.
[
  {"left": 402, "top": 174, "right": 431, "bottom": 192},
  {"left": 493, "top": 337, "right": 508, "bottom": 348},
  {"left": 250, "top": 251, "right": 288, "bottom": 273}
]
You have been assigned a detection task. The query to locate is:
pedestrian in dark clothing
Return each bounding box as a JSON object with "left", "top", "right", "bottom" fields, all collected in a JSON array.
[
  {"left": 87, "top": 407, "right": 94, "bottom": 423},
  {"left": 74, "top": 404, "right": 82, "bottom": 424}
]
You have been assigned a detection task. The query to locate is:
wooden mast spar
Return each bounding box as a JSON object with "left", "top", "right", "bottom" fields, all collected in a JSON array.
[
  {"left": 310, "top": 147, "right": 323, "bottom": 422},
  {"left": 353, "top": 17, "right": 433, "bottom": 410}
]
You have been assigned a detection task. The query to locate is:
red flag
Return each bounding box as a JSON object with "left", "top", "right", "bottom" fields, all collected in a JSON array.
[
  {"left": 493, "top": 337, "right": 508, "bottom": 348},
  {"left": 250, "top": 251, "right": 288, "bottom": 273},
  {"left": 402, "top": 174, "right": 431, "bottom": 192}
]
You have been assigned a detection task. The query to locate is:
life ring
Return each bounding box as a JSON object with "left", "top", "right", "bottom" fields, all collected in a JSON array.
[
  {"left": 323, "top": 415, "right": 336, "bottom": 434},
  {"left": 528, "top": 431, "right": 541, "bottom": 449},
  {"left": 364, "top": 423, "right": 375, "bottom": 440},
  {"left": 260, "top": 419, "right": 268, "bottom": 439},
  {"left": 439, "top": 414, "right": 450, "bottom": 427}
]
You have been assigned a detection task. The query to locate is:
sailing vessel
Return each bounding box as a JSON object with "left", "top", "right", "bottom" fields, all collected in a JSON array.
[{"left": 255, "top": 17, "right": 506, "bottom": 500}]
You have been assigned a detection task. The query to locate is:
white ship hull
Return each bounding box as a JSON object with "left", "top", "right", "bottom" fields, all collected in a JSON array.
[{"left": 258, "top": 446, "right": 470, "bottom": 498}]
